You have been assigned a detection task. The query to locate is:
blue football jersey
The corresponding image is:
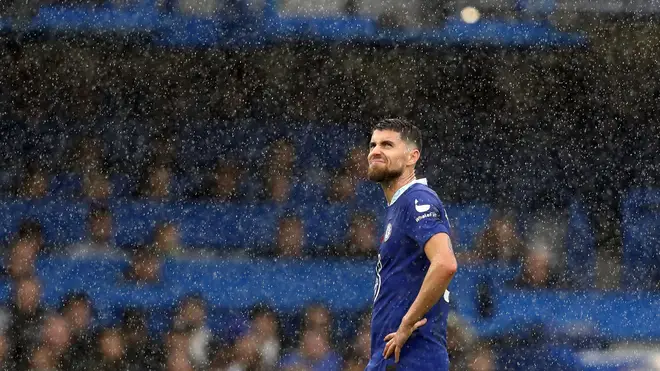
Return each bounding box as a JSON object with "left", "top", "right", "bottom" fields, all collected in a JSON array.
[{"left": 367, "top": 178, "right": 452, "bottom": 371}]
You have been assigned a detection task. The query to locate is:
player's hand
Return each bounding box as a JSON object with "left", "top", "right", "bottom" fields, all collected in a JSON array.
[{"left": 383, "top": 318, "right": 427, "bottom": 363}]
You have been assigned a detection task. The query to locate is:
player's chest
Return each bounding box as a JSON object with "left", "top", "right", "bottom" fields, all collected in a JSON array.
[{"left": 378, "top": 213, "right": 409, "bottom": 256}]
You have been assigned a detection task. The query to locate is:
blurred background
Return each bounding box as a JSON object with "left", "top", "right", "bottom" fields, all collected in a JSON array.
[{"left": 0, "top": 0, "right": 659, "bottom": 370}]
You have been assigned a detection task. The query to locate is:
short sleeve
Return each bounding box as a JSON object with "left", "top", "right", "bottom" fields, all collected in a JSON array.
[{"left": 404, "top": 190, "right": 451, "bottom": 248}]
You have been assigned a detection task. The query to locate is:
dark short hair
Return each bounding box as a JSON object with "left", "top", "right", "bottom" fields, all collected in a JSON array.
[
  {"left": 17, "top": 219, "right": 42, "bottom": 240},
  {"left": 89, "top": 204, "right": 111, "bottom": 220},
  {"left": 60, "top": 291, "right": 91, "bottom": 311},
  {"left": 372, "top": 118, "right": 422, "bottom": 153}
]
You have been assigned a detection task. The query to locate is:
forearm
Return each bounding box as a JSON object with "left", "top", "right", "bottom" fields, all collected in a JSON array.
[{"left": 402, "top": 261, "right": 456, "bottom": 326}]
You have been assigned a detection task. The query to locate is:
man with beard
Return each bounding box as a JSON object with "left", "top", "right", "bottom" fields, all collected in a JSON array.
[{"left": 365, "top": 118, "right": 458, "bottom": 371}]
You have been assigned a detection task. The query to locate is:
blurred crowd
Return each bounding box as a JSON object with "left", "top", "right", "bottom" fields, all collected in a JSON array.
[
  {"left": 0, "top": 216, "right": 502, "bottom": 371},
  {"left": 1, "top": 24, "right": 660, "bottom": 369}
]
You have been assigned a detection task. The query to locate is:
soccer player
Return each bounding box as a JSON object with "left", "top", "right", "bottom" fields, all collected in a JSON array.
[{"left": 366, "top": 118, "right": 458, "bottom": 371}]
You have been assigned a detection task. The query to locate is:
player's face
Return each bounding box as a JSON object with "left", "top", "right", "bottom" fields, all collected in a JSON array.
[{"left": 367, "top": 130, "right": 408, "bottom": 183}]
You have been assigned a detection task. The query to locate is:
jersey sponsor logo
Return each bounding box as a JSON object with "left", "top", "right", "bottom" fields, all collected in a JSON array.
[
  {"left": 415, "top": 211, "right": 438, "bottom": 222},
  {"left": 414, "top": 199, "right": 431, "bottom": 213},
  {"left": 383, "top": 223, "right": 392, "bottom": 242}
]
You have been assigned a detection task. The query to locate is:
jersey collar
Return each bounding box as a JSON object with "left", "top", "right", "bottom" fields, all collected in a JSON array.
[{"left": 388, "top": 178, "right": 428, "bottom": 207}]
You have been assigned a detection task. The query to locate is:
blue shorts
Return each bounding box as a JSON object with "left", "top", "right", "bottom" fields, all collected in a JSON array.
[{"left": 366, "top": 349, "right": 449, "bottom": 371}]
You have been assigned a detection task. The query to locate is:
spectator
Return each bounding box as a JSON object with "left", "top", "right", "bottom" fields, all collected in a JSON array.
[
  {"left": 138, "top": 164, "right": 172, "bottom": 200},
  {"left": 336, "top": 212, "right": 378, "bottom": 259},
  {"left": 327, "top": 169, "right": 355, "bottom": 204},
  {"left": 509, "top": 248, "right": 562, "bottom": 289},
  {"left": 162, "top": 328, "right": 194, "bottom": 371},
  {"left": 172, "top": 294, "right": 211, "bottom": 368},
  {"left": 38, "top": 313, "right": 73, "bottom": 369},
  {"left": 226, "top": 332, "right": 261, "bottom": 371},
  {"left": 122, "top": 245, "right": 162, "bottom": 285},
  {"left": 59, "top": 292, "right": 95, "bottom": 370},
  {"left": 8, "top": 276, "right": 45, "bottom": 370},
  {"left": 151, "top": 222, "right": 185, "bottom": 257},
  {"left": 467, "top": 341, "right": 497, "bottom": 371},
  {"left": 342, "top": 350, "right": 367, "bottom": 371},
  {"left": 120, "top": 308, "right": 160, "bottom": 371},
  {"left": 267, "top": 139, "right": 296, "bottom": 175},
  {"left": 29, "top": 343, "right": 58, "bottom": 371},
  {"left": 82, "top": 169, "right": 112, "bottom": 202},
  {"left": 280, "top": 328, "right": 341, "bottom": 371},
  {"left": 467, "top": 211, "right": 524, "bottom": 264},
  {"left": 300, "top": 303, "right": 333, "bottom": 343},
  {"left": 343, "top": 146, "right": 369, "bottom": 182},
  {"left": 0, "top": 334, "right": 9, "bottom": 370},
  {"left": 92, "top": 327, "right": 127, "bottom": 371},
  {"left": 67, "top": 205, "right": 123, "bottom": 260},
  {"left": 68, "top": 136, "right": 105, "bottom": 175},
  {"left": 247, "top": 304, "right": 281, "bottom": 370},
  {"left": 264, "top": 172, "right": 293, "bottom": 204},
  {"left": 16, "top": 164, "right": 48, "bottom": 200},
  {"left": 203, "top": 159, "right": 244, "bottom": 202},
  {"left": 344, "top": 312, "right": 371, "bottom": 369},
  {"left": 446, "top": 311, "right": 476, "bottom": 371},
  {"left": 2, "top": 220, "right": 42, "bottom": 280},
  {"left": 275, "top": 214, "right": 305, "bottom": 258}
]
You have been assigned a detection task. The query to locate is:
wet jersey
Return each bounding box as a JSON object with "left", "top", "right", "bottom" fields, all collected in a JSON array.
[{"left": 367, "top": 178, "right": 452, "bottom": 371}]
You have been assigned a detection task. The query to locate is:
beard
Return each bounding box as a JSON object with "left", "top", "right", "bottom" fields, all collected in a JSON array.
[{"left": 367, "top": 163, "right": 403, "bottom": 183}]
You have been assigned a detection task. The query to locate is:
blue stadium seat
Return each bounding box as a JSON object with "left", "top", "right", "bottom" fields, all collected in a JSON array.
[
  {"left": 565, "top": 202, "right": 596, "bottom": 289},
  {"left": 241, "top": 203, "right": 281, "bottom": 249},
  {"left": 171, "top": 174, "right": 201, "bottom": 199},
  {"left": 620, "top": 189, "right": 660, "bottom": 290},
  {"left": 290, "top": 182, "right": 327, "bottom": 206},
  {"left": 0, "top": 201, "right": 28, "bottom": 244},
  {"left": 0, "top": 201, "right": 87, "bottom": 246},
  {"left": 354, "top": 181, "right": 386, "bottom": 213},
  {"left": 38, "top": 201, "right": 88, "bottom": 247},
  {"left": 177, "top": 203, "right": 244, "bottom": 248},
  {"left": 484, "top": 289, "right": 660, "bottom": 341},
  {"left": 0, "top": 171, "right": 15, "bottom": 198},
  {"left": 49, "top": 173, "right": 82, "bottom": 199},
  {"left": 111, "top": 201, "right": 173, "bottom": 246},
  {"left": 444, "top": 204, "right": 492, "bottom": 252},
  {"left": 110, "top": 173, "right": 134, "bottom": 198},
  {"left": 10, "top": 257, "right": 660, "bottom": 342},
  {"left": 302, "top": 204, "right": 350, "bottom": 252}
]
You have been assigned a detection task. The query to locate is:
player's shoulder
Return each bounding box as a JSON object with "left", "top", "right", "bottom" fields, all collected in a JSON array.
[{"left": 403, "top": 183, "right": 443, "bottom": 205}]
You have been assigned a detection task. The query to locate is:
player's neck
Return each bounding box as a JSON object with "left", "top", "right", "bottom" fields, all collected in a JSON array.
[{"left": 382, "top": 171, "right": 416, "bottom": 205}]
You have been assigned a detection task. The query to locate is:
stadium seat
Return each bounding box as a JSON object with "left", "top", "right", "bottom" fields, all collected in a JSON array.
[
  {"left": 290, "top": 181, "right": 327, "bottom": 206},
  {"left": 354, "top": 180, "right": 386, "bottom": 213},
  {"left": 0, "top": 200, "right": 88, "bottom": 247},
  {"left": 620, "top": 189, "right": 660, "bottom": 290},
  {"left": 171, "top": 174, "right": 201, "bottom": 199},
  {"left": 110, "top": 173, "right": 134, "bottom": 198},
  {"left": 5, "top": 256, "right": 660, "bottom": 342},
  {"left": 0, "top": 201, "right": 29, "bottom": 244},
  {"left": 444, "top": 204, "right": 492, "bottom": 252},
  {"left": 0, "top": 171, "right": 15, "bottom": 198},
  {"left": 177, "top": 203, "right": 241, "bottom": 248},
  {"left": 49, "top": 173, "right": 82, "bottom": 199},
  {"left": 111, "top": 201, "right": 173, "bottom": 246},
  {"left": 241, "top": 203, "right": 281, "bottom": 249},
  {"left": 302, "top": 204, "right": 350, "bottom": 252},
  {"left": 564, "top": 202, "right": 596, "bottom": 290}
]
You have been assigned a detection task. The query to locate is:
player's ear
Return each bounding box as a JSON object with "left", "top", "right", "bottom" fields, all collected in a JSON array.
[{"left": 407, "top": 147, "right": 420, "bottom": 166}]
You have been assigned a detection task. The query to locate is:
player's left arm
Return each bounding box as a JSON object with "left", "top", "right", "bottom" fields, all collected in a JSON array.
[{"left": 401, "top": 232, "right": 457, "bottom": 327}]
